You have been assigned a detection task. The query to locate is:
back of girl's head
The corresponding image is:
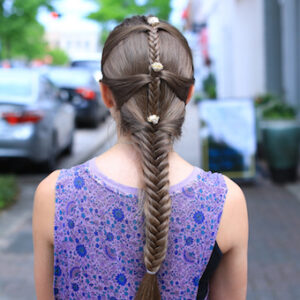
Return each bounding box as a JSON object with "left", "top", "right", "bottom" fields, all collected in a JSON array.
[{"left": 101, "top": 15, "right": 194, "bottom": 300}]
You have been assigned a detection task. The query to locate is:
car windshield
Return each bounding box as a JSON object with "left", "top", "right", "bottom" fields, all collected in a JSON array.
[
  {"left": 48, "top": 69, "right": 92, "bottom": 88},
  {"left": 0, "top": 72, "right": 35, "bottom": 103},
  {"left": 71, "top": 60, "right": 99, "bottom": 69}
]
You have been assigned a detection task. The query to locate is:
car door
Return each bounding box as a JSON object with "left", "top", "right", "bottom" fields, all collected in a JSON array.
[{"left": 39, "top": 77, "right": 75, "bottom": 151}]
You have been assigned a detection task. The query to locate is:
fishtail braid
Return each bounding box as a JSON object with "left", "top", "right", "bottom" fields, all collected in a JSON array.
[
  {"left": 134, "top": 16, "right": 173, "bottom": 300},
  {"left": 100, "top": 15, "right": 194, "bottom": 300},
  {"left": 147, "top": 20, "right": 161, "bottom": 117}
]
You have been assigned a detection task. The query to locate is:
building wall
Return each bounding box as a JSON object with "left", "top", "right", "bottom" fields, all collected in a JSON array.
[
  {"left": 209, "top": 0, "right": 234, "bottom": 97},
  {"left": 279, "top": 0, "right": 300, "bottom": 107},
  {"left": 199, "top": 0, "right": 300, "bottom": 111},
  {"left": 264, "top": 0, "right": 283, "bottom": 97},
  {"left": 208, "top": 0, "right": 266, "bottom": 98},
  {"left": 233, "top": 0, "right": 265, "bottom": 97},
  {"left": 45, "top": 30, "right": 100, "bottom": 60}
]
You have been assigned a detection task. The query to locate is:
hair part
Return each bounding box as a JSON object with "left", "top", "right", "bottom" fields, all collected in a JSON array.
[{"left": 101, "top": 15, "right": 194, "bottom": 300}]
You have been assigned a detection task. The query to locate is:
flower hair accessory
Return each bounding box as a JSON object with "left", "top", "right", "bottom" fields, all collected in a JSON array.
[
  {"left": 147, "top": 114, "right": 160, "bottom": 125},
  {"left": 147, "top": 16, "right": 159, "bottom": 26},
  {"left": 151, "top": 62, "right": 163, "bottom": 72}
]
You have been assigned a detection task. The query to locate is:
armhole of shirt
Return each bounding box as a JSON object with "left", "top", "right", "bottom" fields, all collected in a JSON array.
[
  {"left": 215, "top": 173, "right": 228, "bottom": 236},
  {"left": 53, "top": 168, "right": 65, "bottom": 295},
  {"left": 54, "top": 168, "right": 66, "bottom": 244},
  {"left": 196, "top": 173, "right": 228, "bottom": 300}
]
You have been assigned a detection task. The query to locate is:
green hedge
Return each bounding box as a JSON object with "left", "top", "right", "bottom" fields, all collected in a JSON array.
[{"left": 0, "top": 175, "right": 18, "bottom": 210}]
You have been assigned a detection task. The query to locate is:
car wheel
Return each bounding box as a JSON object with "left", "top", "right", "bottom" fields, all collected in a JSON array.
[{"left": 89, "top": 117, "right": 98, "bottom": 128}]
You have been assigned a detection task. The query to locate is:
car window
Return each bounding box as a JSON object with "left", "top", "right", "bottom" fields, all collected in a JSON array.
[
  {"left": 0, "top": 72, "right": 36, "bottom": 104},
  {"left": 39, "top": 77, "right": 57, "bottom": 100},
  {"left": 71, "top": 60, "right": 99, "bottom": 69},
  {"left": 47, "top": 69, "right": 92, "bottom": 88}
]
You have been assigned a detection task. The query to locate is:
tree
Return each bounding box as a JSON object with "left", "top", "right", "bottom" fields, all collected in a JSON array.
[
  {"left": 87, "top": 0, "right": 171, "bottom": 45},
  {"left": 47, "top": 48, "right": 69, "bottom": 65},
  {"left": 0, "top": 0, "right": 53, "bottom": 60}
]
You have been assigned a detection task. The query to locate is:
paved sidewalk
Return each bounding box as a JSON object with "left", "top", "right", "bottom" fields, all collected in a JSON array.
[
  {"left": 246, "top": 176, "right": 300, "bottom": 299},
  {"left": 0, "top": 175, "right": 37, "bottom": 300},
  {"left": 58, "top": 116, "right": 116, "bottom": 169}
]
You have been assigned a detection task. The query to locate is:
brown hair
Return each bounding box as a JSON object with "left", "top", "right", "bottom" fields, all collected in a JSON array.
[{"left": 101, "top": 15, "right": 194, "bottom": 300}]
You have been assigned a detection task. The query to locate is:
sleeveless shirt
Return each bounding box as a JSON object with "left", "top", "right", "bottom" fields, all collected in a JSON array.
[{"left": 53, "top": 157, "right": 228, "bottom": 299}]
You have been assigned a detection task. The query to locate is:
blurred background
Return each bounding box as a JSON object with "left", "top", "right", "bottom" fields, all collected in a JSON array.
[{"left": 0, "top": 0, "right": 299, "bottom": 299}]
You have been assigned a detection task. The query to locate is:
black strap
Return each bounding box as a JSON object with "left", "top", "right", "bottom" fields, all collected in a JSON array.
[{"left": 196, "top": 241, "right": 223, "bottom": 299}]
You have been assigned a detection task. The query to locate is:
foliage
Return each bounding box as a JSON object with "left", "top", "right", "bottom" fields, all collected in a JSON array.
[
  {"left": 88, "top": 0, "right": 171, "bottom": 22},
  {"left": 254, "top": 93, "right": 278, "bottom": 108},
  {"left": 0, "top": 175, "right": 18, "bottom": 210},
  {"left": 193, "top": 92, "right": 203, "bottom": 103},
  {"left": 47, "top": 48, "right": 69, "bottom": 65},
  {"left": 193, "top": 73, "right": 218, "bottom": 103},
  {"left": 262, "top": 102, "right": 297, "bottom": 120},
  {"left": 203, "top": 73, "right": 217, "bottom": 99},
  {"left": 255, "top": 93, "right": 297, "bottom": 120},
  {"left": 87, "top": 0, "right": 172, "bottom": 45},
  {"left": 100, "top": 28, "right": 110, "bottom": 46},
  {"left": 11, "top": 22, "right": 48, "bottom": 60},
  {"left": 0, "top": 0, "right": 53, "bottom": 60}
]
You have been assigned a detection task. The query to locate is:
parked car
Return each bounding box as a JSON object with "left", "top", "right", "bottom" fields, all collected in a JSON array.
[
  {"left": 0, "top": 68, "right": 75, "bottom": 171},
  {"left": 46, "top": 67, "right": 108, "bottom": 127},
  {"left": 70, "top": 53, "right": 102, "bottom": 82}
]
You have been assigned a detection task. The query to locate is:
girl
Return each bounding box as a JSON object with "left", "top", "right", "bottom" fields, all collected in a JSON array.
[{"left": 33, "top": 15, "right": 248, "bottom": 300}]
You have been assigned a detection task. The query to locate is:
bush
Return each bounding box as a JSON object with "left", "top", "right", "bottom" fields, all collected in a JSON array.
[
  {"left": 0, "top": 175, "right": 18, "bottom": 210},
  {"left": 47, "top": 48, "right": 69, "bottom": 65},
  {"left": 254, "top": 93, "right": 278, "bottom": 107},
  {"left": 262, "top": 102, "right": 297, "bottom": 120}
]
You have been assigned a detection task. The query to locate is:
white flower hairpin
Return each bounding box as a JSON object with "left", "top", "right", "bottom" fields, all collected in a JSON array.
[
  {"left": 147, "top": 16, "right": 159, "bottom": 26},
  {"left": 147, "top": 114, "right": 160, "bottom": 125},
  {"left": 151, "top": 62, "right": 163, "bottom": 72}
]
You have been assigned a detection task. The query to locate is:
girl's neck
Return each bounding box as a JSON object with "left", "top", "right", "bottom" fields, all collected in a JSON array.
[{"left": 94, "top": 135, "right": 193, "bottom": 190}]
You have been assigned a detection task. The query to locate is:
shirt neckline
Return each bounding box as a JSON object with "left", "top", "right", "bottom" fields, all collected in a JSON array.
[{"left": 86, "top": 156, "right": 201, "bottom": 196}]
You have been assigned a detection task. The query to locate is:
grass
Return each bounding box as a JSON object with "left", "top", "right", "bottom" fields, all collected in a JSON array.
[{"left": 0, "top": 175, "right": 18, "bottom": 210}]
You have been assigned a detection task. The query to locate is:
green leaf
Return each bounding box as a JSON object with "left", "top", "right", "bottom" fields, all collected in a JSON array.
[
  {"left": 87, "top": 0, "right": 171, "bottom": 33},
  {"left": 0, "top": 0, "right": 53, "bottom": 60},
  {"left": 0, "top": 175, "right": 18, "bottom": 210}
]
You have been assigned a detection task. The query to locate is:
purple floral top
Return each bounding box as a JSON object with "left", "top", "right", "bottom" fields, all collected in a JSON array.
[{"left": 53, "top": 157, "right": 227, "bottom": 299}]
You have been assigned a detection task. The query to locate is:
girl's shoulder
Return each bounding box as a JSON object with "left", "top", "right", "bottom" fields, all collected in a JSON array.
[
  {"left": 33, "top": 169, "right": 62, "bottom": 246},
  {"left": 216, "top": 175, "right": 248, "bottom": 254}
]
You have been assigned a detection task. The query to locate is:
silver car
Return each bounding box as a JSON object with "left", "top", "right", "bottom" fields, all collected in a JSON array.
[{"left": 0, "top": 68, "right": 75, "bottom": 171}]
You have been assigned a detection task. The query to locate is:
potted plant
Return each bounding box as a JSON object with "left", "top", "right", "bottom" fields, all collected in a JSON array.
[{"left": 260, "top": 102, "right": 300, "bottom": 182}]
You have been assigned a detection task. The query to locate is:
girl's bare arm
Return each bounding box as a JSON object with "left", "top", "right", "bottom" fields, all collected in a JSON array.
[
  {"left": 32, "top": 170, "right": 60, "bottom": 300},
  {"left": 209, "top": 176, "right": 249, "bottom": 300}
]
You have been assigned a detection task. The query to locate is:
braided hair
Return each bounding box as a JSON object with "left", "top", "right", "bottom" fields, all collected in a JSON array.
[{"left": 101, "top": 15, "right": 194, "bottom": 300}]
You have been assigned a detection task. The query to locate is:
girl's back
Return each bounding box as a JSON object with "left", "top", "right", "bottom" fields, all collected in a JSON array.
[{"left": 54, "top": 153, "right": 227, "bottom": 299}]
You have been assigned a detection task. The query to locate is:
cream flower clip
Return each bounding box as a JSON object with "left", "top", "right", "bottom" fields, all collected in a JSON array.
[
  {"left": 147, "top": 16, "right": 159, "bottom": 26},
  {"left": 151, "top": 62, "right": 163, "bottom": 72},
  {"left": 147, "top": 114, "right": 160, "bottom": 125}
]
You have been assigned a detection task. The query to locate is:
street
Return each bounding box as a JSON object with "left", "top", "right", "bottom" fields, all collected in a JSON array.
[{"left": 0, "top": 103, "right": 300, "bottom": 299}]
